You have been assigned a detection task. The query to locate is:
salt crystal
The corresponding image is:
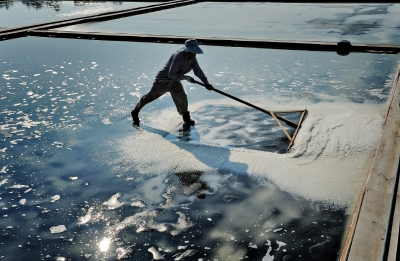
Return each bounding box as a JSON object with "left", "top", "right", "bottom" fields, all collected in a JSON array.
[
  {"left": 50, "top": 225, "right": 67, "bottom": 234},
  {"left": 148, "top": 247, "right": 164, "bottom": 260}
]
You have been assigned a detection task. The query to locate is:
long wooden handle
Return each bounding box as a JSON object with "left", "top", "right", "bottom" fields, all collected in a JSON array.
[{"left": 193, "top": 80, "right": 298, "bottom": 128}]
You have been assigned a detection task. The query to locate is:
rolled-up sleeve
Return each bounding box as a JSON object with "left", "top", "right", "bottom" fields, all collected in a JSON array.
[{"left": 192, "top": 59, "right": 209, "bottom": 84}]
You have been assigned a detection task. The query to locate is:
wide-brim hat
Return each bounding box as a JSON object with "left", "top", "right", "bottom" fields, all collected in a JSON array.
[{"left": 184, "top": 39, "right": 204, "bottom": 54}]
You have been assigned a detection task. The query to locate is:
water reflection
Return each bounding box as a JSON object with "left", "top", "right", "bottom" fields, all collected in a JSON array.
[
  {"left": 59, "top": 3, "right": 400, "bottom": 45},
  {"left": 0, "top": 1, "right": 147, "bottom": 29},
  {"left": 0, "top": 0, "right": 123, "bottom": 11},
  {"left": 0, "top": 38, "right": 398, "bottom": 260},
  {"left": 0, "top": 1, "right": 14, "bottom": 9},
  {"left": 72, "top": 166, "right": 347, "bottom": 260}
]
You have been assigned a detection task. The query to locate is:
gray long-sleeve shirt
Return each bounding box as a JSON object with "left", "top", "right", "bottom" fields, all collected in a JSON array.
[{"left": 155, "top": 50, "right": 209, "bottom": 84}]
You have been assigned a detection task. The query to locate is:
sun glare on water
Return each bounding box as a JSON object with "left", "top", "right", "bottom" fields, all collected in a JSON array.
[{"left": 99, "top": 238, "right": 111, "bottom": 252}]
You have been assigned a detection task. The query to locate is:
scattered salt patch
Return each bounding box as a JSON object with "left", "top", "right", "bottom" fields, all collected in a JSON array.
[
  {"left": 50, "top": 225, "right": 67, "bottom": 234},
  {"left": 178, "top": 246, "right": 187, "bottom": 250},
  {"left": 148, "top": 247, "right": 164, "bottom": 260},
  {"left": 9, "top": 184, "right": 29, "bottom": 189},
  {"left": 69, "top": 176, "right": 78, "bottom": 180},
  {"left": 207, "top": 218, "right": 212, "bottom": 221},
  {"left": 116, "top": 246, "right": 134, "bottom": 259},
  {"left": 103, "top": 193, "right": 124, "bottom": 209},
  {"left": 53, "top": 141, "right": 63, "bottom": 148},
  {"left": 102, "top": 118, "right": 112, "bottom": 125},
  {"left": 173, "top": 249, "right": 198, "bottom": 260},
  {"left": 19, "top": 199, "right": 26, "bottom": 205},
  {"left": 56, "top": 6, "right": 113, "bottom": 17},
  {"left": 273, "top": 228, "right": 283, "bottom": 233},
  {"left": 262, "top": 240, "right": 274, "bottom": 261},
  {"left": 131, "top": 199, "right": 146, "bottom": 208},
  {"left": 50, "top": 195, "right": 60, "bottom": 203},
  {"left": 276, "top": 241, "right": 287, "bottom": 251},
  {"left": 0, "top": 148, "right": 6, "bottom": 153},
  {"left": 10, "top": 139, "right": 23, "bottom": 145},
  {"left": 0, "top": 179, "right": 7, "bottom": 185},
  {"left": 77, "top": 206, "right": 103, "bottom": 225},
  {"left": 249, "top": 243, "right": 258, "bottom": 249}
]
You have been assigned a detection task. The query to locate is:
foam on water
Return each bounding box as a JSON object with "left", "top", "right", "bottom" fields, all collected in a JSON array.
[{"left": 118, "top": 99, "right": 384, "bottom": 211}]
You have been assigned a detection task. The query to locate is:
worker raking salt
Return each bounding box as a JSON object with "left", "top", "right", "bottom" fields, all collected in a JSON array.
[{"left": 131, "top": 39, "right": 214, "bottom": 131}]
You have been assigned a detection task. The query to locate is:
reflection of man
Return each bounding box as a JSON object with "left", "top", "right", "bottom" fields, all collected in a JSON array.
[{"left": 131, "top": 39, "right": 214, "bottom": 131}]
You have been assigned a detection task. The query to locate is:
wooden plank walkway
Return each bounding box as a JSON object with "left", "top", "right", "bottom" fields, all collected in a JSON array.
[{"left": 341, "top": 65, "right": 400, "bottom": 261}]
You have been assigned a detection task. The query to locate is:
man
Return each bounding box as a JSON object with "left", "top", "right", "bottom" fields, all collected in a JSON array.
[{"left": 131, "top": 39, "right": 214, "bottom": 131}]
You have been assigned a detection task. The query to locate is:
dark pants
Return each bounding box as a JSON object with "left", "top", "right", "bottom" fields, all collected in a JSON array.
[{"left": 135, "top": 80, "right": 188, "bottom": 115}]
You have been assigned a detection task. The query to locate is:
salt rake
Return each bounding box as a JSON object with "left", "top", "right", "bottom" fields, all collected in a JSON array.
[{"left": 193, "top": 80, "right": 307, "bottom": 151}]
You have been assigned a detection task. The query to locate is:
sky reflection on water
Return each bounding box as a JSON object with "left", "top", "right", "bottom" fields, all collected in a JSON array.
[
  {"left": 0, "top": 30, "right": 399, "bottom": 261},
  {"left": 0, "top": 1, "right": 153, "bottom": 29}
]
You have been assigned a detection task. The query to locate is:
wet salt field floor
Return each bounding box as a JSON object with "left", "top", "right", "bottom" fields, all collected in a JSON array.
[
  {"left": 58, "top": 3, "right": 400, "bottom": 45},
  {"left": 0, "top": 1, "right": 153, "bottom": 29},
  {"left": 1, "top": 36, "right": 399, "bottom": 261}
]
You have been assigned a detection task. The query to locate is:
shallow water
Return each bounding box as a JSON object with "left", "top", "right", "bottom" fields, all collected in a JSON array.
[
  {"left": 0, "top": 36, "right": 399, "bottom": 261},
  {"left": 0, "top": 1, "right": 153, "bottom": 29},
  {"left": 58, "top": 2, "right": 400, "bottom": 45}
]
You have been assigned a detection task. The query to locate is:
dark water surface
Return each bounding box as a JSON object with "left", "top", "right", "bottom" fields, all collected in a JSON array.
[{"left": 0, "top": 37, "right": 399, "bottom": 261}]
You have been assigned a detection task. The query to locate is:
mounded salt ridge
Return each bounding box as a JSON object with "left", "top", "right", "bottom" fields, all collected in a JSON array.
[{"left": 116, "top": 99, "right": 384, "bottom": 211}]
